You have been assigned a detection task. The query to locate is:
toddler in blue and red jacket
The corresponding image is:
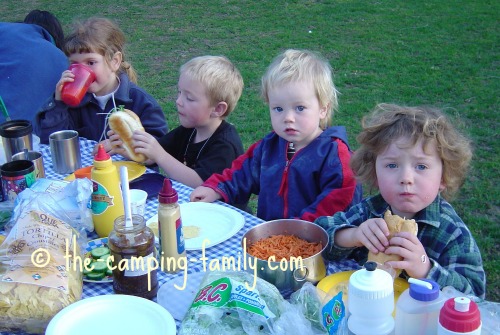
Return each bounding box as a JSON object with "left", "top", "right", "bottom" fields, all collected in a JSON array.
[{"left": 190, "top": 49, "right": 362, "bottom": 222}]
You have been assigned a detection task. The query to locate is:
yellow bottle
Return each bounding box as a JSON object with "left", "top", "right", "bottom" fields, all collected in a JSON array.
[
  {"left": 158, "top": 178, "right": 186, "bottom": 273},
  {"left": 91, "top": 144, "right": 124, "bottom": 237}
]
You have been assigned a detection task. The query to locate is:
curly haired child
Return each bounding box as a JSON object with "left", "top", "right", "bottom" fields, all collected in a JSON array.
[{"left": 315, "top": 103, "right": 485, "bottom": 298}]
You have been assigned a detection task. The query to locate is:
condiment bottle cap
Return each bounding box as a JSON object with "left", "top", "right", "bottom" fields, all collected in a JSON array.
[
  {"left": 94, "top": 144, "right": 110, "bottom": 161},
  {"left": 439, "top": 297, "right": 481, "bottom": 333},
  {"left": 158, "top": 178, "right": 178, "bottom": 204}
]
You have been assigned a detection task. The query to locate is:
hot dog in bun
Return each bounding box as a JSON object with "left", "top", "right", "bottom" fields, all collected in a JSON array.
[
  {"left": 367, "top": 209, "right": 418, "bottom": 275},
  {"left": 108, "top": 107, "right": 147, "bottom": 163}
]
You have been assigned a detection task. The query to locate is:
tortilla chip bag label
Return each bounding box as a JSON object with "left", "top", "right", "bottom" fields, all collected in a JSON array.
[{"left": 0, "top": 210, "right": 74, "bottom": 292}]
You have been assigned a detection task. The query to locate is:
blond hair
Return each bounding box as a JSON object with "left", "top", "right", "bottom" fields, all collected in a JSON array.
[
  {"left": 260, "top": 49, "right": 339, "bottom": 130},
  {"left": 351, "top": 103, "right": 472, "bottom": 200},
  {"left": 64, "top": 17, "right": 137, "bottom": 83},
  {"left": 180, "top": 55, "right": 243, "bottom": 117}
]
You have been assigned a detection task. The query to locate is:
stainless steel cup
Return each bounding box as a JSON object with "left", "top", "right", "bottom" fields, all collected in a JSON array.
[
  {"left": 12, "top": 150, "right": 46, "bottom": 179},
  {"left": 49, "top": 130, "right": 82, "bottom": 174},
  {"left": 0, "top": 120, "right": 33, "bottom": 162}
]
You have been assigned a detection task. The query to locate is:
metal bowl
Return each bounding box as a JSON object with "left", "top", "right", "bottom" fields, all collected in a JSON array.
[{"left": 241, "top": 219, "right": 329, "bottom": 292}]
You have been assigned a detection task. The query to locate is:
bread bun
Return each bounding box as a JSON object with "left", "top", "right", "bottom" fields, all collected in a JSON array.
[
  {"left": 108, "top": 107, "right": 147, "bottom": 163},
  {"left": 367, "top": 210, "right": 418, "bottom": 275}
]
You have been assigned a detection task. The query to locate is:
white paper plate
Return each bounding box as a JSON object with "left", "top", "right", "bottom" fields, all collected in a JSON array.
[
  {"left": 157, "top": 271, "right": 206, "bottom": 320},
  {"left": 146, "top": 202, "right": 245, "bottom": 250},
  {"left": 46, "top": 295, "right": 176, "bottom": 335}
]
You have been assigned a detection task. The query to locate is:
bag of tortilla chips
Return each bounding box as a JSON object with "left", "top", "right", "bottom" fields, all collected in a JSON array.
[{"left": 0, "top": 193, "right": 83, "bottom": 334}]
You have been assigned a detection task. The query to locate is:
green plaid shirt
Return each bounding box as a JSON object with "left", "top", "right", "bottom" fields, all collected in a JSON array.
[{"left": 315, "top": 194, "right": 486, "bottom": 298}]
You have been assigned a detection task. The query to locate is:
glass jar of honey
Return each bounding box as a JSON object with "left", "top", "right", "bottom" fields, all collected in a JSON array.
[{"left": 108, "top": 214, "right": 158, "bottom": 299}]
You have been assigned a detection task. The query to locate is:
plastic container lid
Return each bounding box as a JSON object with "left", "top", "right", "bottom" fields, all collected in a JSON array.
[
  {"left": 158, "top": 178, "right": 178, "bottom": 204},
  {"left": 409, "top": 278, "right": 440, "bottom": 301},
  {"left": 439, "top": 297, "right": 481, "bottom": 333},
  {"left": 0, "top": 120, "right": 32, "bottom": 138},
  {"left": 349, "top": 261, "right": 394, "bottom": 299}
]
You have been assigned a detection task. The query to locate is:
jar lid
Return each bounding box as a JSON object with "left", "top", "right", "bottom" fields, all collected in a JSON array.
[
  {"left": 439, "top": 297, "right": 481, "bottom": 332},
  {"left": 409, "top": 278, "right": 440, "bottom": 301},
  {"left": 348, "top": 261, "right": 394, "bottom": 299}
]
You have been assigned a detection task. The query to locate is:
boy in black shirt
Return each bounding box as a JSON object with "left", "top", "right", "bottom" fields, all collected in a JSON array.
[{"left": 117, "top": 55, "right": 245, "bottom": 188}]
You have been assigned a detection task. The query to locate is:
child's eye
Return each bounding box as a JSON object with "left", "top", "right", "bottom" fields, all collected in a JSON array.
[
  {"left": 272, "top": 107, "right": 283, "bottom": 113},
  {"left": 416, "top": 164, "right": 428, "bottom": 170},
  {"left": 387, "top": 163, "right": 397, "bottom": 169},
  {"left": 296, "top": 106, "right": 305, "bottom": 112},
  {"left": 87, "top": 61, "right": 96, "bottom": 66}
]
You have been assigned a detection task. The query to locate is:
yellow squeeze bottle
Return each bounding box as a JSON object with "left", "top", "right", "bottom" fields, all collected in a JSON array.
[
  {"left": 158, "top": 178, "right": 186, "bottom": 273},
  {"left": 91, "top": 144, "right": 124, "bottom": 237}
]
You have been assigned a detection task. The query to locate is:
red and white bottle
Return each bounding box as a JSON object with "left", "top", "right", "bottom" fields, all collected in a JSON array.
[{"left": 437, "top": 297, "right": 481, "bottom": 335}]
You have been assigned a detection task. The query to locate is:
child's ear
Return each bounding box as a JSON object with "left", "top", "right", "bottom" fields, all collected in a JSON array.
[
  {"left": 439, "top": 181, "right": 446, "bottom": 192},
  {"left": 211, "top": 102, "right": 228, "bottom": 118},
  {"left": 319, "top": 104, "right": 329, "bottom": 119},
  {"left": 110, "top": 51, "right": 122, "bottom": 71}
]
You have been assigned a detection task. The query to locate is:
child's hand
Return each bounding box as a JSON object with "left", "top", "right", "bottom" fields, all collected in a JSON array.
[
  {"left": 190, "top": 186, "right": 221, "bottom": 203},
  {"left": 385, "top": 232, "right": 431, "bottom": 279},
  {"left": 353, "top": 218, "right": 391, "bottom": 254},
  {"left": 106, "top": 130, "right": 126, "bottom": 155},
  {"left": 55, "top": 70, "right": 74, "bottom": 101},
  {"left": 132, "top": 130, "right": 162, "bottom": 162}
]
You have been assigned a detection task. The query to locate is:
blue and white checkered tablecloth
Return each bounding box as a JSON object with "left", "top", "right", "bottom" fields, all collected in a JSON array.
[{"left": 2, "top": 137, "right": 360, "bottom": 334}]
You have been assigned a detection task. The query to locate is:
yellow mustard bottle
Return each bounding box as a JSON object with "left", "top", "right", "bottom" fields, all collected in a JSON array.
[
  {"left": 158, "top": 178, "right": 186, "bottom": 273},
  {"left": 91, "top": 144, "right": 124, "bottom": 237}
]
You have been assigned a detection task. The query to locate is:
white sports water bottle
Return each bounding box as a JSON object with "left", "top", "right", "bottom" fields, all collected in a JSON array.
[
  {"left": 348, "top": 261, "right": 395, "bottom": 335},
  {"left": 437, "top": 297, "right": 481, "bottom": 335},
  {"left": 395, "top": 278, "right": 446, "bottom": 335}
]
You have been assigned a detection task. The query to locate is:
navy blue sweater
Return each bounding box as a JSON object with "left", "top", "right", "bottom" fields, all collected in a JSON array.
[{"left": 34, "top": 72, "right": 167, "bottom": 143}]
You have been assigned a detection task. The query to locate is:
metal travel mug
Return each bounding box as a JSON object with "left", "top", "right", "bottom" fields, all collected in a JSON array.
[
  {"left": 1, "top": 159, "right": 36, "bottom": 201},
  {"left": 0, "top": 120, "right": 33, "bottom": 162},
  {"left": 12, "top": 150, "right": 46, "bottom": 179},
  {"left": 49, "top": 130, "right": 82, "bottom": 174}
]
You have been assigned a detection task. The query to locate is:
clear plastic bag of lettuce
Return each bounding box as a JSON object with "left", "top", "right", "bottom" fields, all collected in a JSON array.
[
  {"left": 0, "top": 184, "right": 87, "bottom": 334},
  {"left": 179, "top": 271, "right": 327, "bottom": 335}
]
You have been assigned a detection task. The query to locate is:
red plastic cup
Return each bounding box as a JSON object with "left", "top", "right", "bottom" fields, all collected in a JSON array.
[{"left": 61, "top": 64, "right": 96, "bottom": 106}]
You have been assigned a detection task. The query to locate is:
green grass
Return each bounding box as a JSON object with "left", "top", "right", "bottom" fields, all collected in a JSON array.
[{"left": 2, "top": 0, "right": 498, "bottom": 301}]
